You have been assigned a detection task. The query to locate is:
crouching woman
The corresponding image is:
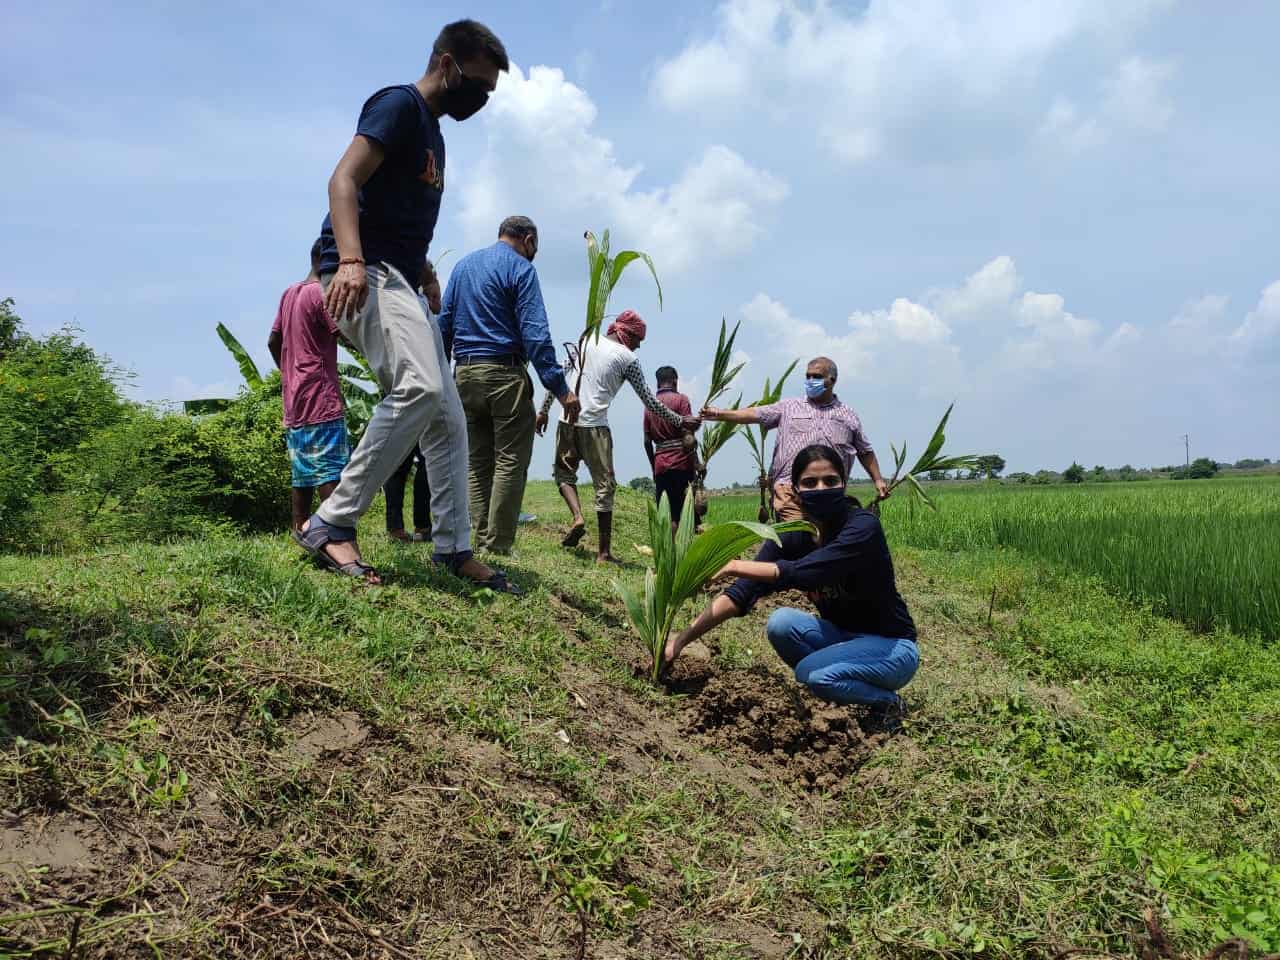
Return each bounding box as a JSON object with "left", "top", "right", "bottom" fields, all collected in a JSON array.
[{"left": 665, "top": 443, "right": 919, "bottom": 719}]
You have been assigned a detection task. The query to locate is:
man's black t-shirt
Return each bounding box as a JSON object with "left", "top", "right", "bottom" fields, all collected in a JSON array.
[
  {"left": 317, "top": 84, "right": 445, "bottom": 284},
  {"left": 723, "top": 507, "right": 917, "bottom": 641}
]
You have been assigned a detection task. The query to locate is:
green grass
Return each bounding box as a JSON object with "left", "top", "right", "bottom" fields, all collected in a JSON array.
[
  {"left": 708, "top": 475, "right": 1280, "bottom": 641},
  {"left": 2, "top": 481, "right": 1279, "bottom": 957}
]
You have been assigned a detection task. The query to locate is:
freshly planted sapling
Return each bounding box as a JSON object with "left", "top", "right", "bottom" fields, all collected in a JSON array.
[{"left": 615, "top": 494, "right": 810, "bottom": 683}]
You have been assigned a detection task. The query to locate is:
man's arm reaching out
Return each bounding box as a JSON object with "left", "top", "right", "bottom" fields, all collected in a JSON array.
[{"left": 701, "top": 405, "right": 763, "bottom": 425}]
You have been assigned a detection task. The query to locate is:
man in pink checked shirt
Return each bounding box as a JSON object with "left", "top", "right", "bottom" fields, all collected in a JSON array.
[{"left": 701, "top": 356, "right": 889, "bottom": 521}]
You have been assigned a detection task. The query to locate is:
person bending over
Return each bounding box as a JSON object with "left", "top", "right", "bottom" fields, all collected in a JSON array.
[
  {"left": 269, "top": 239, "right": 349, "bottom": 532},
  {"left": 664, "top": 443, "right": 918, "bottom": 723},
  {"left": 536, "top": 310, "right": 699, "bottom": 564}
]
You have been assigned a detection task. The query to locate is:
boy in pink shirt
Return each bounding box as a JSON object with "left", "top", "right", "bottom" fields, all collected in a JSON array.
[{"left": 268, "top": 240, "right": 349, "bottom": 531}]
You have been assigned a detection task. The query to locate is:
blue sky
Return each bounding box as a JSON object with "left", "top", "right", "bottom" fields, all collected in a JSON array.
[{"left": 3, "top": 1, "right": 1278, "bottom": 483}]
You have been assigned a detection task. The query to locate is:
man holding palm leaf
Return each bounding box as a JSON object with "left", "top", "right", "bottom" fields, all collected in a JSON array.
[
  {"left": 537, "top": 311, "right": 699, "bottom": 563},
  {"left": 702, "top": 356, "right": 888, "bottom": 521}
]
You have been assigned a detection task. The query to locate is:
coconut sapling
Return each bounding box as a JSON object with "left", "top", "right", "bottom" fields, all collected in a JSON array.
[{"left": 615, "top": 493, "right": 811, "bottom": 683}]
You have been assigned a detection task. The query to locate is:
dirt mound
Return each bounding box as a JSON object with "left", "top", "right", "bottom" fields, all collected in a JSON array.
[
  {"left": 683, "top": 667, "right": 880, "bottom": 793},
  {"left": 284, "top": 710, "right": 371, "bottom": 762}
]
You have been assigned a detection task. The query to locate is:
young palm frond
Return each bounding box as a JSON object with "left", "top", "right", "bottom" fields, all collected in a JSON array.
[
  {"left": 687, "top": 321, "right": 751, "bottom": 509},
  {"left": 580, "top": 229, "right": 662, "bottom": 345},
  {"left": 701, "top": 318, "right": 746, "bottom": 410},
  {"left": 615, "top": 494, "right": 811, "bottom": 683},
  {"left": 875, "top": 403, "right": 980, "bottom": 516},
  {"left": 742, "top": 358, "right": 799, "bottom": 520},
  {"left": 575, "top": 229, "right": 663, "bottom": 394},
  {"left": 699, "top": 394, "right": 741, "bottom": 467}
]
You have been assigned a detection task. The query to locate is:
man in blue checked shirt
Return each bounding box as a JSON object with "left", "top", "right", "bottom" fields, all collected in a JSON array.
[{"left": 440, "top": 216, "right": 580, "bottom": 554}]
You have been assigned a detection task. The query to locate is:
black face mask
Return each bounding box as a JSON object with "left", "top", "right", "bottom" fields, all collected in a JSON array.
[
  {"left": 799, "top": 487, "right": 850, "bottom": 523},
  {"left": 441, "top": 61, "right": 490, "bottom": 121}
]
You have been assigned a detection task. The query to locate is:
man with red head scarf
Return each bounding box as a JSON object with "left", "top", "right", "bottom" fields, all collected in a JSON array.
[{"left": 537, "top": 310, "right": 701, "bottom": 563}]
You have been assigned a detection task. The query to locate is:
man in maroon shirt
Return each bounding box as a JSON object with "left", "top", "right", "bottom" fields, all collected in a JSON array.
[
  {"left": 643, "top": 365, "right": 697, "bottom": 527},
  {"left": 268, "top": 240, "right": 349, "bottom": 531}
]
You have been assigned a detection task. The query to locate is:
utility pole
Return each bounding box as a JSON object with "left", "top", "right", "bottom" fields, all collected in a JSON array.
[{"left": 1182, "top": 433, "right": 1190, "bottom": 474}]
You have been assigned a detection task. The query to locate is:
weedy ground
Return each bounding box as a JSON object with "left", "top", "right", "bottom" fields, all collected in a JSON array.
[{"left": 2, "top": 482, "right": 1278, "bottom": 959}]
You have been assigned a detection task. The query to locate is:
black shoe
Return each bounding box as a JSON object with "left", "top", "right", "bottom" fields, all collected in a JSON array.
[{"left": 865, "top": 696, "right": 909, "bottom": 734}]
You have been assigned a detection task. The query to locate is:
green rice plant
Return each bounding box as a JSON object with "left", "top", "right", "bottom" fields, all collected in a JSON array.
[
  {"left": 742, "top": 358, "right": 800, "bottom": 520},
  {"left": 877, "top": 474, "right": 1280, "bottom": 640},
  {"left": 615, "top": 493, "right": 810, "bottom": 683}
]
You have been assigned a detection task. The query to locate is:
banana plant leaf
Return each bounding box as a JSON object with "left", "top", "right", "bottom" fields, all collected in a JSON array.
[{"left": 216, "top": 322, "right": 263, "bottom": 389}]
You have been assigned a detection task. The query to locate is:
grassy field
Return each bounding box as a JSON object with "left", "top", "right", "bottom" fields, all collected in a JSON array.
[
  {"left": 3, "top": 481, "right": 1279, "bottom": 958},
  {"left": 707, "top": 475, "right": 1280, "bottom": 641}
]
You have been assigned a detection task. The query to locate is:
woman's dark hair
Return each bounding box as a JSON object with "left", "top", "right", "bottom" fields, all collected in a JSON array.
[{"left": 790, "top": 444, "right": 847, "bottom": 488}]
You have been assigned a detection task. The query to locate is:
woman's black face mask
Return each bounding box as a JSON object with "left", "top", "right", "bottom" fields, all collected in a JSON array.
[
  {"left": 441, "top": 60, "right": 491, "bottom": 121},
  {"left": 799, "top": 487, "right": 850, "bottom": 523}
]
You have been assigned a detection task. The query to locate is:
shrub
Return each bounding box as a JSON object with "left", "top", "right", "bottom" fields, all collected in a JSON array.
[
  {"left": 195, "top": 374, "right": 291, "bottom": 530},
  {"left": 0, "top": 304, "right": 129, "bottom": 545},
  {"left": 1, "top": 300, "right": 291, "bottom": 551}
]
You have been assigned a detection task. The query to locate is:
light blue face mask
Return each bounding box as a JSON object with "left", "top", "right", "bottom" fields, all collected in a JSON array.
[{"left": 804, "top": 377, "right": 827, "bottom": 399}]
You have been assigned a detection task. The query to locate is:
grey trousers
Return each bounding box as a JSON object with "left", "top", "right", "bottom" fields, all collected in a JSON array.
[{"left": 316, "top": 264, "right": 471, "bottom": 560}]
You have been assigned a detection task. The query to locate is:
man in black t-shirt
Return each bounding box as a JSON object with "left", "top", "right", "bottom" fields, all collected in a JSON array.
[{"left": 295, "top": 19, "right": 517, "bottom": 592}]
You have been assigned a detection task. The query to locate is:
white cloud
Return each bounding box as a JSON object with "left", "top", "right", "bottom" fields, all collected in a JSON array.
[
  {"left": 1038, "top": 97, "right": 1107, "bottom": 154},
  {"left": 1038, "top": 56, "right": 1175, "bottom": 153},
  {"left": 1105, "top": 56, "right": 1176, "bottom": 132},
  {"left": 1169, "top": 293, "right": 1230, "bottom": 334},
  {"left": 457, "top": 64, "right": 786, "bottom": 276},
  {"left": 742, "top": 292, "right": 876, "bottom": 381},
  {"left": 653, "top": 0, "right": 1170, "bottom": 163},
  {"left": 933, "top": 255, "right": 1021, "bottom": 321},
  {"left": 1229, "top": 281, "right": 1280, "bottom": 351}
]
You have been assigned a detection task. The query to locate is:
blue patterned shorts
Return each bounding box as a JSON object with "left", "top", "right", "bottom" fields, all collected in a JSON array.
[{"left": 286, "top": 417, "right": 350, "bottom": 488}]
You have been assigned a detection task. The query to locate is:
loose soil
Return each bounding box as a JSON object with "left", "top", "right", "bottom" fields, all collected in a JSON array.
[{"left": 682, "top": 666, "right": 881, "bottom": 794}]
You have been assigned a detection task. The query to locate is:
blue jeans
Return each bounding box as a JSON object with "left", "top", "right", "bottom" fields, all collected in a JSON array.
[{"left": 766, "top": 607, "right": 919, "bottom": 707}]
